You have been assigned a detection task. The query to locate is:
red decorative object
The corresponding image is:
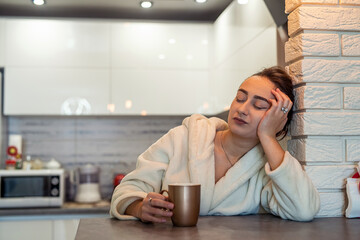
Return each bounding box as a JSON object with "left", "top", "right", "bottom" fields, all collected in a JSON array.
[
  {"left": 5, "top": 159, "right": 16, "bottom": 165},
  {"left": 113, "top": 174, "right": 125, "bottom": 188},
  {"left": 352, "top": 172, "right": 360, "bottom": 192},
  {"left": 7, "top": 146, "right": 18, "bottom": 157}
]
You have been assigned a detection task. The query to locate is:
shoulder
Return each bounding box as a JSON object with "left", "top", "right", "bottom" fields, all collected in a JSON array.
[{"left": 182, "top": 114, "right": 227, "bottom": 131}]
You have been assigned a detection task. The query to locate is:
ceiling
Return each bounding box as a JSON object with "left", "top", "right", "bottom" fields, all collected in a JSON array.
[{"left": 0, "top": 0, "right": 235, "bottom": 22}]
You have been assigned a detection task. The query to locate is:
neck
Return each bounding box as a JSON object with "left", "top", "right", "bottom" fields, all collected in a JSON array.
[{"left": 222, "top": 129, "right": 259, "bottom": 159}]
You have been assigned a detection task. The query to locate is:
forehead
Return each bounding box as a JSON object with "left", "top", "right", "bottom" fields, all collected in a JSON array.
[{"left": 239, "top": 76, "right": 276, "bottom": 98}]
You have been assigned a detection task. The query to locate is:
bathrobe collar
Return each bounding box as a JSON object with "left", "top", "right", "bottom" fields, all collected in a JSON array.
[{"left": 182, "top": 114, "right": 266, "bottom": 214}]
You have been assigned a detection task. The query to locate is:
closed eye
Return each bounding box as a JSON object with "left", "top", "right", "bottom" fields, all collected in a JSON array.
[{"left": 254, "top": 105, "right": 268, "bottom": 110}]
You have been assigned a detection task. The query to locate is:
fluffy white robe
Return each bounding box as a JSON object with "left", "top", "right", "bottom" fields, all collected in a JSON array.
[{"left": 110, "top": 114, "right": 320, "bottom": 221}]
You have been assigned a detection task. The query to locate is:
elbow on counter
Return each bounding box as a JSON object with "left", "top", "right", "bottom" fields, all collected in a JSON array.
[{"left": 291, "top": 196, "right": 321, "bottom": 222}]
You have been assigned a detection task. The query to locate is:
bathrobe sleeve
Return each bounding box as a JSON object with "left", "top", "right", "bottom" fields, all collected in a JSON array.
[
  {"left": 260, "top": 151, "right": 320, "bottom": 221},
  {"left": 110, "top": 126, "right": 181, "bottom": 220}
]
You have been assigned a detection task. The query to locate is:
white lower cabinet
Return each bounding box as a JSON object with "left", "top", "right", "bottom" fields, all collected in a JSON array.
[{"left": 0, "top": 219, "right": 80, "bottom": 240}]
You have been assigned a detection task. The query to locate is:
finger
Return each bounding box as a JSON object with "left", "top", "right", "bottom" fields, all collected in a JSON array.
[
  {"left": 276, "top": 89, "right": 292, "bottom": 111},
  {"left": 273, "top": 88, "right": 285, "bottom": 102},
  {"left": 147, "top": 192, "right": 166, "bottom": 201},
  {"left": 150, "top": 198, "right": 174, "bottom": 210},
  {"left": 141, "top": 212, "right": 168, "bottom": 223},
  {"left": 147, "top": 206, "right": 173, "bottom": 217},
  {"left": 268, "top": 97, "right": 283, "bottom": 115},
  {"left": 271, "top": 89, "right": 284, "bottom": 112}
]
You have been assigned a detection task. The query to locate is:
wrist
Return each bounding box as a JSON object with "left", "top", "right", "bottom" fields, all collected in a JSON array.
[
  {"left": 258, "top": 132, "right": 276, "bottom": 143},
  {"left": 125, "top": 199, "right": 143, "bottom": 218}
]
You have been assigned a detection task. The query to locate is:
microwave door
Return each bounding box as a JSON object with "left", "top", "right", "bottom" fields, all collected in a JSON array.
[{"left": 1, "top": 176, "right": 49, "bottom": 198}]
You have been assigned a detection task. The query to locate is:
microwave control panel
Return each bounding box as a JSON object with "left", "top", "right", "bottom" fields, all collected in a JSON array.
[{"left": 50, "top": 176, "right": 60, "bottom": 197}]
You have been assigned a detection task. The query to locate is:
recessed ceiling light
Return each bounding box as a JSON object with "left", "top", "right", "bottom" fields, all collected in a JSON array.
[
  {"left": 32, "top": 0, "right": 45, "bottom": 5},
  {"left": 195, "top": 0, "right": 207, "bottom": 3},
  {"left": 140, "top": 1, "right": 153, "bottom": 8},
  {"left": 237, "top": 0, "right": 248, "bottom": 4}
]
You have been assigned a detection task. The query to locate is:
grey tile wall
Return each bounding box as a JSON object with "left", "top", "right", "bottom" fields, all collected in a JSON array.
[{"left": 5, "top": 115, "right": 185, "bottom": 200}]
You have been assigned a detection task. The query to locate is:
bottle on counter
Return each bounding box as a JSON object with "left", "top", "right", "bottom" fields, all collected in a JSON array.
[
  {"left": 22, "top": 155, "right": 32, "bottom": 170},
  {"left": 15, "top": 153, "right": 23, "bottom": 169}
]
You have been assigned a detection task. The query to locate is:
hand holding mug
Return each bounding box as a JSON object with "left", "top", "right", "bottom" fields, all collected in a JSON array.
[
  {"left": 137, "top": 192, "right": 174, "bottom": 223},
  {"left": 161, "top": 183, "right": 201, "bottom": 227}
]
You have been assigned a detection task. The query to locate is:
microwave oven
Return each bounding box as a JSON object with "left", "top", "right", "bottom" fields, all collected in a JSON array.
[{"left": 0, "top": 169, "right": 64, "bottom": 208}]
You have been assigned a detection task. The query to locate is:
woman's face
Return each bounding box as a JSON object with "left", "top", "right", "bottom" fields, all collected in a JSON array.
[{"left": 228, "top": 76, "right": 276, "bottom": 140}]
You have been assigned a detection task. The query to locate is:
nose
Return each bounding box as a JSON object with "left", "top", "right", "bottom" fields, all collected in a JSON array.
[{"left": 237, "top": 100, "right": 249, "bottom": 116}]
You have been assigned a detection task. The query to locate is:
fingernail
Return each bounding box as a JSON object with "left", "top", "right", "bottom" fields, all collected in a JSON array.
[{"left": 161, "top": 219, "right": 166, "bottom": 222}]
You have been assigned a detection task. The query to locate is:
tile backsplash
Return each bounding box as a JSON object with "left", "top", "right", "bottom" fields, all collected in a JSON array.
[{"left": 4, "top": 115, "right": 186, "bottom": 200}]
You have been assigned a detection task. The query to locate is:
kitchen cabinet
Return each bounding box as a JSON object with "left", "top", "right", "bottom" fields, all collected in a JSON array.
[
  {"left": 2, "top": 0, "right": 277, "bottom": 116},
  {"left": 0, "top": 19, "right": 5, "bottom": 67},
  {"left": 0, "top": 219, "right": 79, "bottom": 240},
  {"left": 5, "top": 19, "right": 110, "bottom": 68},
  {"left": 2, "top": 19, "right": 212, "bottom": 115},
  {"left": 4, "top": 67, "right": 110, "bottom": 115}
]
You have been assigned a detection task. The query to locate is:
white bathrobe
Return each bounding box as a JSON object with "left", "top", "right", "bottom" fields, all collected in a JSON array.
[{"left": 110, "top": 114, "right": 320, "bottom": 221}]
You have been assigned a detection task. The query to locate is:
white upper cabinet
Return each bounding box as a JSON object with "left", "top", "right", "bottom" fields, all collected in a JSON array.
[
  {"left": 5, "top": 19, "right": 110, "bottom": 68},
  {"left": 109, "top": 22, "right": 211, "bottom": 115},
  {"left": 0, "top": 19, "right": 5, "bottom": 67},
  {"left": 111, "top": 69, "right": 209, "bottom": 115},
  {"left": 3, "top": 19, "right": 111, "bottom": 115},
  {"left": 2, "top": 19, "right": 213, "bottom": 115},
  {"left": 2, "top": 0, "right": 277, "bottom": 116},
  {"left": 4, "top": 67, "right": 110, "bottom": 115},
  {"left": 111, "top": 22, "right": 210, "bottom": 70}
]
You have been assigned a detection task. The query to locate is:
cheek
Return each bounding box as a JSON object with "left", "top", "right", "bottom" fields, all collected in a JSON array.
[{"left": 228, "top": 100, "right": 236, "bottom": 114}]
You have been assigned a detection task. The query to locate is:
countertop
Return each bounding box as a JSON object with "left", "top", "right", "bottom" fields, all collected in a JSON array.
[
  {"left": 75, "top": 215, "right": 360, "bottom": 240},
  {"left": 0, "top": 200, "right": 110, "bottom": 217}
]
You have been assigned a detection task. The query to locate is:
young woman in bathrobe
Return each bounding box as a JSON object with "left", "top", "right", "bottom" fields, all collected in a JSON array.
[{"left": 110, "top": 66, "right": 320, "bottom": 222}]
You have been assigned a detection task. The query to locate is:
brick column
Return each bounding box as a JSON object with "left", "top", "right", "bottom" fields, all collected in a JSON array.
[{"left": 285, "top": 0, "right": 360, "bottom": 217}]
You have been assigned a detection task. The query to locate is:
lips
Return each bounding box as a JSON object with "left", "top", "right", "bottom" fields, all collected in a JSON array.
[{"left": 233, "top": 117, "right": 248, "bottom": 125}]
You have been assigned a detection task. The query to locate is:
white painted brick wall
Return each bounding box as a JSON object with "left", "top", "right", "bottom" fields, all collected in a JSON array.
[
  {"left": 288, "top": 138, "right": 343, "bottom": 162},
  {"left": 288, "top": 59, "right": 360, "bottom": 85},
  {"left": 342, "top": 34, "right": 360, "bottom": 56},
  {"left": 285, "top": 33, "right": 339, "bottom": 63},
  {"left": 285, "top": 0, "right": 338, "bottom": 14},
  {"left": 317, "top": 192, "right": 345, "bottom": 217},
  {"left": 288, "top": 6, "right": 360, "bottom": 36},
  {"left": 344, "top": 87, "right": 360, "bottom": 109},
  {"left": 291, "top": 112, "right": 360, "bottom": 136},
  {"left": 304, "top": 165, "right": 356, "bottom": 189},
  {"left": 294, "top": 85, "right": 341, "bottom": 110},
  {"left": 346, "top": 139, "right": 360, "bottom": 162},
  {"left": 340, "top": 0, "right": 360, "bottom": 5},
  {"left": 286, "top": 0, "right": 360, "bottom": 217}
]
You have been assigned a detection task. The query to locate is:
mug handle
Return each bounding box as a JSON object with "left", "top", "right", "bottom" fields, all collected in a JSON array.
[
  {"left": 159, "top": 190, "right": 171, "bottom": 211},
  {"left": 160, "top": 189, "right": 169, "bottom": 197}
]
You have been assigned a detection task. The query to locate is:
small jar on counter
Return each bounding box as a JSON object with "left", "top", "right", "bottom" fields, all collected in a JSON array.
[{"left": 5, "top": 159, "right": 16, "bottom": 170}]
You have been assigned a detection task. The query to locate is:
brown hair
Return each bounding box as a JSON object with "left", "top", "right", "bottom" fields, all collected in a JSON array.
[{"left": 252, "top": 66, "right": 294, "bottom": 139}]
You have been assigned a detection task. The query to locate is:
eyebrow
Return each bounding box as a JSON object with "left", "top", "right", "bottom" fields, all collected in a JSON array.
[{"left": 238, "top": 89, "right": 269, "bottom": 103}]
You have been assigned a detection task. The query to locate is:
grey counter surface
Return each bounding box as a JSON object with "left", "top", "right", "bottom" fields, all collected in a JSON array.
[{"left": 75, "top": 215, "right": 360, "bottom": 240}]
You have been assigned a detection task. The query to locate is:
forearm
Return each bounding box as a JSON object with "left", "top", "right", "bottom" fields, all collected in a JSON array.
[{"left": 259, "top": 135, "right": 284, "bottom": 170}]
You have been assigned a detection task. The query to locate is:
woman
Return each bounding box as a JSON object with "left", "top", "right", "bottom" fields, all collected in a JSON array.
[{"left": 110, "top": 66, "right": 320, "bottom": 222}]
